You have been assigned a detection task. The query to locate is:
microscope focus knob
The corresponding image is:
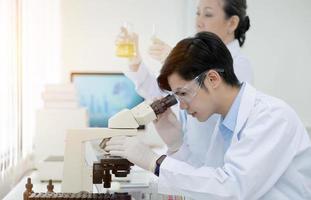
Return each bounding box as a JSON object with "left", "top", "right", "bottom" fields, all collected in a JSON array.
[{"left": 93, "top": 162, "right": 104, "bottom": 184}]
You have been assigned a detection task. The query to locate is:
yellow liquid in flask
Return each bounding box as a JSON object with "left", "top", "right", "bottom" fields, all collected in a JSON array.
[{"left": 116, "top": 41, "right": 136, "bottom": 58}]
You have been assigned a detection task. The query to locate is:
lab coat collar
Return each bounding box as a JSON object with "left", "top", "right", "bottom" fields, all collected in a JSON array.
[
  {"left": 233, "top": 82, "right": 257, "bottom": 137},
  {"left": 226, "top": 39, "right": 240, "bottom": 59},
  {"left": 221, "top": 83, "right": 245, "bottom": 132}
]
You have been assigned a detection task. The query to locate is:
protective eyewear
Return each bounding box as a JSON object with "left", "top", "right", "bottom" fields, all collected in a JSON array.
[{"left": 169, "top": 68, "right": 224, "bottom": 104}]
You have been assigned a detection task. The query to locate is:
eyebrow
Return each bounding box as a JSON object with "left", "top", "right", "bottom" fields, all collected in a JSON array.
[
  {"left": 173, "top": 87, "right": 183, "bottom": 91},
  {"left": 197, "top": 6, "right": 213, "bottom": 10}
]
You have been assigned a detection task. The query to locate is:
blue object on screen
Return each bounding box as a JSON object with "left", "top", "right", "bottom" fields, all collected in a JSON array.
[{"left": 71, "top": 72, "right": 144, "bottom": 127}]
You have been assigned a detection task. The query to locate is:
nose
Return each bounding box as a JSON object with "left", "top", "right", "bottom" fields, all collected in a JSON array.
[{"left": 196, "top": 16, "right": 204, "bottom": 31}]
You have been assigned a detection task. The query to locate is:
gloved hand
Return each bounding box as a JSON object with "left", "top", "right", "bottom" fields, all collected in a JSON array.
[
  {"left": 105, "top": 135, "right": 160, "bottom": 172},
  {"left": 153, "top": 108, "right": 183, "bottom": 155},
  {"left": 115, "top": 26, "right": 142, "bottom": 71},
  {"left": 148, "top": 37, "right": 172, "bottom": 63}
]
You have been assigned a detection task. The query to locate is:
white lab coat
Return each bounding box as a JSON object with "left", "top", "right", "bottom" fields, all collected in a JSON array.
[
  {"left": 124, "top": 40, "right": 253, "bottom": 158},
  {"left": 158, "top": 83, "right": 311, "bottom": 200}
]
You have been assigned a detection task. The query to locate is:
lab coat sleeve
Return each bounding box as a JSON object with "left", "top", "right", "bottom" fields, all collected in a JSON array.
[
  {"left": 158, "top": 102, "right": 299, "bottom": 200},
  {"left": 169, "top": 141, "right": 205, "bottom": 168},
  {"left": 123, "top": 62, "right": 164, "bottom": 100}
]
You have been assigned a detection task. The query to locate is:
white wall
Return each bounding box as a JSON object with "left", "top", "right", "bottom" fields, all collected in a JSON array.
[
  {"left": 61, "top": 0, "right": 189, "bottom": 79},
  {"left": 61, "top": 0, "right": 311, "bottom": 127},
  {"left": 244, "top": 0, "right": 311, "bottom": 127}
]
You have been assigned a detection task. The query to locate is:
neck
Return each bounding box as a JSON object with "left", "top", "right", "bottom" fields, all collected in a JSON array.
[
  {"left": 223, "top": 35, "right": 235, "bottom": 45},
  {"left": 216, "top": 84, "right": 241, "bottom": 117}
]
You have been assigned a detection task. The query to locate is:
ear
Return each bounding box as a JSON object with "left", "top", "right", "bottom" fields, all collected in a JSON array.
[
  {"left": 227, "top": 15, "right": 240, "bottom": 35},
  {"left": 204, "top": 70, "right": 221, "bottom": 89}
]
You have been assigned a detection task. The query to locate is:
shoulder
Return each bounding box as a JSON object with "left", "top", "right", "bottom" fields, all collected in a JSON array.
[
  {"left": 233, "top": 54, "right": 253, "bottom": 84},
  {"left": 239, "top": 89, "right": 310, "bottom": 151},
  {"left": 228, "top": 41, "right": 253, "bottom": 84},
  {"left": 227, "top": 40, "right": 250, "bottom": 67},
  {"left": 251, "top": 91, "right": 300, "bottom": 128},
  {"left": 233, "top": 52, "right": 251, "bottom": 70}
]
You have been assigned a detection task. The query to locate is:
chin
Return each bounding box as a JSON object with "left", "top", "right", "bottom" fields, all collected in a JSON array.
[
  {"left": 197, "top": 114, "right": 212, "bottom": 122},
  {"left": 196, "top": 115, "right": 205, "bottom": 122}
]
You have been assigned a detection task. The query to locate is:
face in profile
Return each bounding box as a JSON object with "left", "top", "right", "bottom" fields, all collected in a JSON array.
[
  {"left": 196, "top": 0, "right": 236, "bottom": 44},
  {"left": 168, "top": 72, "right": 216, "bottom": 122}
]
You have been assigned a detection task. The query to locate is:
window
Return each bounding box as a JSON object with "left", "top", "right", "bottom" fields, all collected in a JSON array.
[
  {"left": 0, "top": 0, "right": 21, "bottom": 176},
  {"left": 0, "top": 1, "right": 61, "bottom": 195}
]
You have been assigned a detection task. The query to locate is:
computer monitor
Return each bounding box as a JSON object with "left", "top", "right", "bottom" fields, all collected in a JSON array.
[{"left": 71, "top": 72, "right": 144, "bottom": 127}]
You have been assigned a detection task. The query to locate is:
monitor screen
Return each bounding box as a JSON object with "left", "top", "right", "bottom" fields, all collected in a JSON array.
[{"left": 71, "top": 72, "right": 144, "bottom": 127}]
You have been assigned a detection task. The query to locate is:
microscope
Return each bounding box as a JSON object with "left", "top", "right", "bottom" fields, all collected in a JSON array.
[
  {"left": 61, "top": 95, "right": 177, "bottom": 197},
  {"left": 92, "top": 95, "right": 177, "bottom": 188}
]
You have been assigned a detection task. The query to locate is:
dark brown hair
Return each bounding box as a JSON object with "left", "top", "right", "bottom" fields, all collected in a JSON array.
[
  {"left": 157, "top": 31, "right": 240, "bottom": 91},
  {"left": 223, "top": 0, "right": 250, "bottom": 46}
]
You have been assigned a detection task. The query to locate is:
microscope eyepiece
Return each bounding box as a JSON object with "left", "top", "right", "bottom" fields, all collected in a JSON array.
[{"left": 150, "top": 94, "right": 177, "bottom": 115}]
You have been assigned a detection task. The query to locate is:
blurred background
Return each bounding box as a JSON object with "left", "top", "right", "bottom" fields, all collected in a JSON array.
[{"left": 0, "top": 0, "right": 310, "bottom": 198}]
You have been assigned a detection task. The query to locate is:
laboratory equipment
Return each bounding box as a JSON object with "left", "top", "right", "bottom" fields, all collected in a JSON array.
[
  {"left": 23, "top": 178, "right": 132, "bottom": 200},
  {"left": 71, "top": 72, "right": 144, "bottom": 127},
  {"left": 61, "top": 95, "right": 177, "bottom": 194},
  {"left": 115, "top": 23, "right": 136, "bottom": 58}
]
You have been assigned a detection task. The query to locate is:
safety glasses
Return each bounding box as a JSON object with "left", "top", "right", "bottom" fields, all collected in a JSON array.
[{"left": 168, "top": 68, "right": 224, "bottom": 104}]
